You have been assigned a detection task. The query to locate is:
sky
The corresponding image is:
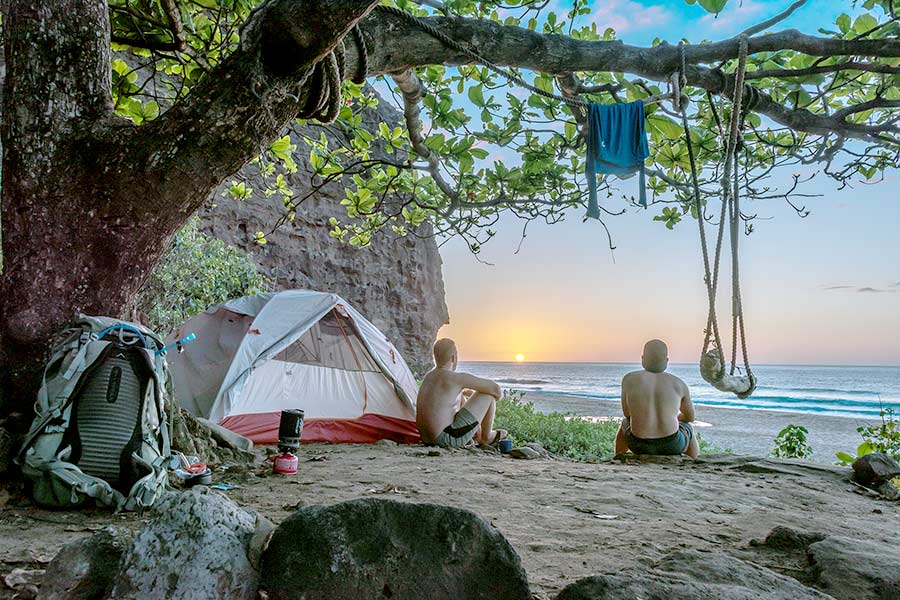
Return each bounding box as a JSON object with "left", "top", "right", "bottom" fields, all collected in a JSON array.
[{"left": 434, "top": 0, "right": 900, "bottom": 366}]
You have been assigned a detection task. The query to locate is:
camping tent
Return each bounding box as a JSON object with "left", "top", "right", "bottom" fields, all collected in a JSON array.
[{"left": 167, "top": 290, "right": 420, "bottom": 444}]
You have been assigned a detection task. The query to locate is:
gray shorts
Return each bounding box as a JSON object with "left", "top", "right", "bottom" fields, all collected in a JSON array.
[
  {"left": 432, "top": 408, "right": 479, "bottom": 449},
  {"left": 622, "top": 417, "right": 693, "bottom": 455}
]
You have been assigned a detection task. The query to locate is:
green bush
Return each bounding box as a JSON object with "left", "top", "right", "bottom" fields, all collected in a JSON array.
[
  {"left": 772, "top": 424, "right": 813, "bottom": 459},
  {"left": 137, "top": 217, "right": 268, "bottom": 334},
  {"left": 494, "top": 391, "right": 723, "bottom": 461},
  {"left": 836, "top": 406, "right": 900, "bottom": 465}
]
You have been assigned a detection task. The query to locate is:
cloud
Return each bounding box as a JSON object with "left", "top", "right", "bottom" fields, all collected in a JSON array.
[
  {"left": 821, "top": 284, "right": 897, "bottom": 293},
  {"left": 592, "top": 0, "right": 673, "bottom": 34}
]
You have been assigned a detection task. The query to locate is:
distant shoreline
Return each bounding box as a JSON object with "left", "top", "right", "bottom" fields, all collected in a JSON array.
[
  {"left": 462, "top": 360, "right": 900, "bottom": 368},
  {"left": 523, "top": 390, "right": 880, "bottom": 464}
]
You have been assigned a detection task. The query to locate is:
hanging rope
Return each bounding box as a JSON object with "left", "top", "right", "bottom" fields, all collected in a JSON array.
[
  {"left": 299, "top": 24, "right": 369, "bottom": 123},
  {"left": 677, "top": 38, "right": 756, "bottom": 399}
]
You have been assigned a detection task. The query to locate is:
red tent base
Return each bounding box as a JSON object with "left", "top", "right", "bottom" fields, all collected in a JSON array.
[{"left": 219, "top": 412, "right": 421, "bottom": 444}]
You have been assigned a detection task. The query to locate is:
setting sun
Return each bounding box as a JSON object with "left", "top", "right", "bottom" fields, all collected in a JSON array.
[{"left": 515, "top": 354, "right": 526, "bottom": 363}]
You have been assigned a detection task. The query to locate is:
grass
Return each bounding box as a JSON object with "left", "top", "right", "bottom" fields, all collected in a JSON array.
[{"left": 493, "top": 391, "right": 726, "bottom": 461}]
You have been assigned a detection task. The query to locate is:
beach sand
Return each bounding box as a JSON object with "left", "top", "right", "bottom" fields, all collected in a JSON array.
[
  {"left": 3, "top": 445, "right": 897, "bottom": 599},
  {"left": 526, "top": 391, "right": 880, "bottom": 463}
]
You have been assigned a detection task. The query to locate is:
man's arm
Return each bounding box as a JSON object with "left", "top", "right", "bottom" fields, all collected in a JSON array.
[
  {"left": 620, "top": 377, "right": 630, "bottom": 417},
  {"left": 678, "top": 382, "right": 695, "bottom": 423},
  {"left": 456, "top": 373, "right": 502, "bottom": 399}
]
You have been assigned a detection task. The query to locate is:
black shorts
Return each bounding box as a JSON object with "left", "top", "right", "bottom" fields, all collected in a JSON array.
[{"left": 622, "top": 417, "right": 693, "bottom": 455}]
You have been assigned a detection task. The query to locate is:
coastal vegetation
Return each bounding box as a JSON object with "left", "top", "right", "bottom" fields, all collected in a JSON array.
[
  {"left": 137, "top": 218, "right": 269, "bottom": 333},
  {"left": 836, "top": 407, "right": 900, "bottom": 465},
  {"left": 771, "top": 424, "right": 814, "bottom": 459}
]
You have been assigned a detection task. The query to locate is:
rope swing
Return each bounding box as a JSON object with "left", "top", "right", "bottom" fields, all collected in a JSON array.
[{"left": 677, "top": 37, "right": 757, "bottom": 399}]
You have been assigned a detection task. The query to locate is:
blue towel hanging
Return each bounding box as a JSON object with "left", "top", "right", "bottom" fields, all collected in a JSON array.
[{"left": 585, "top": 100, "right": 650, "bottom": 219}]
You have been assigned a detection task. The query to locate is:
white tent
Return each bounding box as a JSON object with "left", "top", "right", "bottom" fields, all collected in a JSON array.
[{"left": 167, "top": 290, "right": 420, "bottom": 444}]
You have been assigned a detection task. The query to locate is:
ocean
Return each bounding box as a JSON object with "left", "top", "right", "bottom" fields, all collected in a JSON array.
[{"left": 459, "top": 362, "right": 900, "bottom": 420}]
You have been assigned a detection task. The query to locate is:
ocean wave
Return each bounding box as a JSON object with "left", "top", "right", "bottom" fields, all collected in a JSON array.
[
  {"left": 497, "top": 378, "right": 550, "bottom": 385},
  {"left": 753, "top": 385, "right": 884, "bottom": 398}
]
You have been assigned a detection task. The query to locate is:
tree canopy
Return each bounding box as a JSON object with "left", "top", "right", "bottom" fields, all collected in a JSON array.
[{"left": 104, "top": 0, "right": 900, "bottom": 253}]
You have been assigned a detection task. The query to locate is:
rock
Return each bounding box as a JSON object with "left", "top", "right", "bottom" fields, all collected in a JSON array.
[
  {"left": 109, "top": 487, "right": 259, "bottom": 599},
  {"left": 40, "top": 527, "right": 133, "bottom": 600},
  {"left": 3, "top": 568, "right": 44, "bottom": 594},
  {"left": 259, "top": 498, "right": 531, "bottom": 600},
  {"left": 0, "top": 427, "right": 12, "bottom": 476},
  {"left": 852, "top": 452, "right": 900, "bottom": 488},
  {"left": 877, "top": 480, "right": 900, "bottom": 500},
  {"left": 170, "top": 408, "right": 256, "bottom": 468},
  {"left": 200, "top": 89, "right": 448, "bottom": 377},
  {"left": 509, "top": 446, "right": 542, "bottom": 460},
  {"left": 751, "top": 525, "right": 826, "bottom": 550},
  {"left": 555, "top": 550, "right": 833, "bottom": 600},
  {"left": 807, "top": 536, "right": 900, "bottom": 599},
  {"left": 525, "top": 442, "right": 551, "bottom": 458},
  {"left": 375, "top": 439, "right": 398, "bottom": 447}
]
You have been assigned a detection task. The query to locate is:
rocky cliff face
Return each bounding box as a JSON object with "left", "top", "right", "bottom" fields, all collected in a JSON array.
[{"left": 198, "top": 93, "right": 448, "bottom": 375}]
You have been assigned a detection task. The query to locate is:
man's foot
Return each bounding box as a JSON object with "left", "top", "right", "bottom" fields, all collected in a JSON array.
[{"left": 486, "top": 429, "right": 508, "bottom": 446}]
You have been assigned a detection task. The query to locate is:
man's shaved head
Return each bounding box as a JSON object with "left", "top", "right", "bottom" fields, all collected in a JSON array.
[
  {"left": 433, "top": 338, "right": 458, "bottom": 369},
  {"left": 642, "top": 339, "right": 669, "bottom": 373}
]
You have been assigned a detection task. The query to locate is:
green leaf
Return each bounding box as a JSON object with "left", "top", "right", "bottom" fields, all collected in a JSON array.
[
  {"left": 835, "top": 452, "right": 856, "bottom": 464},
  {"left": 836, "top": 13, "right": 851, "bottom": 34},
  {"left": 698, "top": 0, "right": 727, "bottom": 14},
  {"left": 467, "top": 84, "right": 486, "bottom": 107}
]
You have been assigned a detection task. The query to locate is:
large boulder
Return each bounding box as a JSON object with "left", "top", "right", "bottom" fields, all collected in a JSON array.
[
  {"left": 40, "top": 527, "right": 133, "bottom": 600},
  {"left": 259, "top": 498, "right": 530, "bottom": 600},
  {"left": 109, "top": 487, "right": 262, "bottom": 600},
  {"left": 807, "top": 536, "right": 900, "bottom": 599},
  {"left": 851, "top": 452, "right": 900, "bottom": 488},
  {"left": 555, "top": 550, "right": 834, "bottom": 600}
]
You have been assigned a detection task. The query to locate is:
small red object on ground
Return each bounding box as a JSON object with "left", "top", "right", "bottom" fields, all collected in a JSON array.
[
  {"left": 186, "top": 463, "right": 208, "bottom": 475},
  {"left": 273, "top": 453, "right": 298, "bottom": 475}
]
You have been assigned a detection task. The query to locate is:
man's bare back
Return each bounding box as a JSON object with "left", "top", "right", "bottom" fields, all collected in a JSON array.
[
  {"left": 616, "top": 340, "right": 699, "bottom": 459},
  {"left": 416, "top": 339, "right": 506, "bottom": 448}
]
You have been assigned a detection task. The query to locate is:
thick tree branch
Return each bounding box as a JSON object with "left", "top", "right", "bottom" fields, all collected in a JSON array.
[
  {"left": 345, "top": 10, "right": 900, "bottom": 143},
  {"left": 745, "top": 60, "right": 900, "bottom": 79}
]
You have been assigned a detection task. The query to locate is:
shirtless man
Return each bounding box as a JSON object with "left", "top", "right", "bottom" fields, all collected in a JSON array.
[
  {"left": 615, "top": 339, "right": 699, "bottom": 459},
  {"left": 417, "top": 338, "right": 508, "bottom": 448}
]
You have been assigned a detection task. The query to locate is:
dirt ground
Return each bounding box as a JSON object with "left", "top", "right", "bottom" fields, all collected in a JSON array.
[{"left": 1, "top": 443, "right": 897, "bottom": 598}]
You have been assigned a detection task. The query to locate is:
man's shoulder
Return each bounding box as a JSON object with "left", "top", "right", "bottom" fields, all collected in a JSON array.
[{"left": 662, "top": 371, "right": 689, "bottom": 389}]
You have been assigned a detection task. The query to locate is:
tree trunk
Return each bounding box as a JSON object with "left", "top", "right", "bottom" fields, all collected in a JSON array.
[{"left": 0, "top": 0, "right": 378, "bottom": 434}]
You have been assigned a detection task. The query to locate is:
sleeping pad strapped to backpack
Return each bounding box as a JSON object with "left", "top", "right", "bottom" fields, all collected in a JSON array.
[{"left": 18, "top": 315, "right": 172, "bottom": 511}]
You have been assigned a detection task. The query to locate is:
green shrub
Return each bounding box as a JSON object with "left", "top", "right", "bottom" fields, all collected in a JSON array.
[
  {"left": 137, "top": 217, "right": 268, "bottom": 334},
  {"left": 494, "top": 391, "right": 722, "bottom": 461},
  {"left": 772, "top": 424, "right": 813, "bottom": 459},
  {"left": 836, "top": 406, "right": 900, "bottom": 465}
]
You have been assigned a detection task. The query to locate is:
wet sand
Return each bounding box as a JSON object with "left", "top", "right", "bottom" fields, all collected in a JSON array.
[{"left": 526, "top": 391, "right": 880, "bottom": 463}]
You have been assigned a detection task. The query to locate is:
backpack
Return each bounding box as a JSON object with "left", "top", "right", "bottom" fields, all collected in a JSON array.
[{"left": 19, "top": 315, "right": 172, "bottom": 511}]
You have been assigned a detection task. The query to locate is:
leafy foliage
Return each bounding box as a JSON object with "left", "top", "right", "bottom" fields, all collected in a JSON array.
[
  {"left": 136, "top": 218, "right": 268, "bottom": 334},
  {"left": 772, "top": 424, "right": 813, "bottom": 459},
  {"left": 836, "top": 406, "right": 900, "bottom": 465},
  {"left": 107, "top": 0, "right": 900, "bottom": 253}
]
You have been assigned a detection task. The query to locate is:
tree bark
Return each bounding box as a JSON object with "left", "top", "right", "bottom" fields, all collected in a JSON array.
[{"left": 0, "top": 0, "right": 377, "bottom": 427}]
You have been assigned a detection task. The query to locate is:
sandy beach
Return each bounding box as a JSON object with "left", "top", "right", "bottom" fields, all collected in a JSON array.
[
  {"left": 3, "top": 444, "right": 898, "bottom": 599},
  {"left": 525, "top": 391, "right": 880, "bottom": 463}
]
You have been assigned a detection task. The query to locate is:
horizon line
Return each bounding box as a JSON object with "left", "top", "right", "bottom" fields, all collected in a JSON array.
[{"left": 457, "top": 360, "right": 900, "bottom": 369}]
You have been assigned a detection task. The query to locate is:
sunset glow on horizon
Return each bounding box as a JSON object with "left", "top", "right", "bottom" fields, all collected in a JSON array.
[{"left": 515, "top": 354, "right": 526, "bottom": 362}]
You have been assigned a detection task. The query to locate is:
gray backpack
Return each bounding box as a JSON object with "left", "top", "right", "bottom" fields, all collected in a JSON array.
[{"left": 19, "top": 315, "right": 172, "bottom": 511}]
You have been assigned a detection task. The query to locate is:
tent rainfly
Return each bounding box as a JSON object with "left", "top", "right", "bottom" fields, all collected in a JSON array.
[{"left": 167, "top": 290, "right": 420, "bottom": 444}]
